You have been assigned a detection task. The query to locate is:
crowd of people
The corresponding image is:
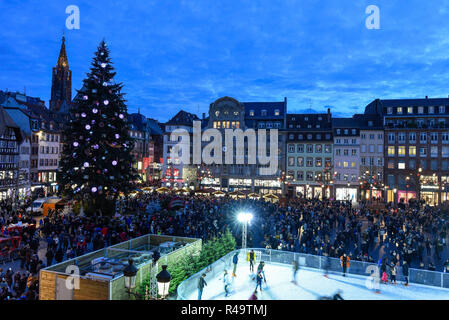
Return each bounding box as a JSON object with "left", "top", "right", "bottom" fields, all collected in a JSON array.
[{"left": 0, "top": 191, "right": 449, "bottom": 300}]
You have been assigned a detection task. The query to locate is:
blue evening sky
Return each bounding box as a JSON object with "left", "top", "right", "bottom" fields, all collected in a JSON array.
[{"left": 1, "top": 0, "right": 449, "bottom": 121}]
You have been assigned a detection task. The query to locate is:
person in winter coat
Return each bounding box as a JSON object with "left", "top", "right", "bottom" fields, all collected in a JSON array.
[
  {"left": 257, "top": 261, "right": 266, "bottom": 283},
  {"left": 255, "top": 271, "right": 264, "bottom": 291},
  {"left": 249, "top": 250, "right": 255, "bottom": 273},
  {"left": 232, "top": 252, "right": 238, "bottom": 277},
  {"left": 249, "top": 290, "right": 258, "bottom": 300},
  {"left": 381, "top": 271, "right": 388, "bottom": 283},
  {"left": 390, "top": 263, "right": 397, "bottom": 284},
  {"left": 292, "top": 260, "right": 299, "bottom": 284},
  {"left": 402, "top": 261, "right": 409, "bottom": 286},
  {"left": 340, "top": 254, "right": 350, "bottom": 277},
  {"left": 197, "top": 273, "right": 207, "bottom": 300},
  {"left": 222, "top": 270, "right": 231, "bottom": 297}
]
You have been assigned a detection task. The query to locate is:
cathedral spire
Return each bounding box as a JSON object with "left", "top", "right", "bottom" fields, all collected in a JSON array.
[
  {"left": 50, "top": 32, "right": 72, "bottom": 112},
  {"left": 57, "top": 33, "right": 69, "bottom": 68}
]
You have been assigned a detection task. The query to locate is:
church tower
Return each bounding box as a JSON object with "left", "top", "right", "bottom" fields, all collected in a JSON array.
[{"left": 50, "top": 33, "right": 72, "bottom": 112}]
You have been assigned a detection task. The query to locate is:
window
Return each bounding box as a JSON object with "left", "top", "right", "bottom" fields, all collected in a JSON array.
[
  {"left": 306, "top": 172, "right": 314, "bottom": 181},
  {"left": 307, "top": 134, "right": 313, "bottom": 140},
  {"left": 336, "top": 129, "right": 341, "bottom": 135},
  {"left": 343, "top": 161, "right": 349, "bottom": 168},
  {"left": 443, "top": 132, "right": 449, "bottom": 143},
  {"left": 398, "top": 133, "right": 405, "bottom": 142},
  {"left": 442, "top": 147, "right": 449, "bottom": 157},
  {"left": 418, "top": 106, "right": 424, "bottom": 114},
  {"left": 336, "top": 149, "right": 341, "bottom": 156},
  {"left": 297, "top": 144, "right": 304, "bottom": 153},
  {"left": 431, "top": 146, "right": 438, "bottom": 157},
  {"left": 429, "top": 106, "right": 434, "bottom": 114},
  {"left": 298, "top": 134, "right": 304, "bottom": 140},
  {"left": 297, "top": 171, "right": 304, "bottom": 180},
  {"left": 352, "top": 129, "right": 356, "bottom": 135},
  {"left": 398, "top": 161, "right": 405, "bottom": 169},
  {"left": 336, "top": 161, "right": 341, "bottom": 167},
  {"left": 369, "top": 134, "right": 375, "bottom": 140},
  {"left": 409, "top": 159, "right": 416, "bottom": 170},
  {"left": 407, "top": 107, "right": 413, "bottom": 114},
  {"left": 289, "top": 134, "right": 294, "bottom": 140},
  {"left": 420, "top": 133, "right": 427, "bottom": 143},
  {"left": 439, "top": 106, "right": 446, "bottom": 114},
  {"left": 398, "top": 146, "right": 406, "bottom": 157},
  {"left": 316, "top": 158, "right": 322, "bottom": 167},
  {"left": 387, "top": 107, "right": 393, "bottom": 114},
  {"left": 249, "top": 110, "right": 254, "bottom": 116},
  {"left": 397, "top": 107, "right": 403, "bottom": 114},
  {"left": 306, "top": 158, "right": 313, "bottom": 167},
  {"left": 352, "top": 149, "right": 357, "bottom": 156},
  {"left": 288, "top": 144, "right": 295, "bottom": 153},
  {"left": 420, "top": 147, "right": 427, "bottom": 157},
  {"left": 388, "top": 133, "right": 395, "bottom": 143},
  {"left": 431, "top": 132, "right": 438, "bottom": 143},
  {"left": 344, "top": 149, "right": 348, "bottom": 156},
  {"left": 261, "top": 110, "right": 267, "bottom": 116},
  {"left": 297, "top": 157, "right": 304, "bottom": 166},
  {"left": 351, "top": 162, "right": 356, "bottom": 168},
  {"left": 361, "top": 157, "right": 366, "bottom": 165},
  {"left": 315, "top": 144, "right": 322, "bottom": 153},
  {"left": 288, "top": 157, "right": 295, "bottom": 166},
  {"left": 409, "top": 146, "right": 416, "bottom": 157},
  {"left": 325, "top": 145, "right": 332, "bottom": 153},
  {"left": 388, "top": 160, "right": 395, "bottom": 169},
  {"left": 361, "top": 145, "right": 366, "bottom": 153},
  {"left": 306, "top": 144, "right": 313, "bottom": 153},
  {"left": 274, "top": 109, "right": 280, "bottom": 116},
  {"left": 388, "top": 146, "right": 395, "bottom": 156},
  {"left": 344, "top": 129, "right": 348, "bottom": 135},
  {"left": 431, "top": 160, "right": 438, "bottom": 170},
  {"left": 369, "top": 145, "right": 375, "bottom": 153},
  {"left": 409, "top": 133, "right": 416, "bottom": 143}
]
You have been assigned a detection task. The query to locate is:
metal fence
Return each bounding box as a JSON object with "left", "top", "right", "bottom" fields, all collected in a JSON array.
[{"left": 177, "top": 248, "right": 449, "bottom": 299}]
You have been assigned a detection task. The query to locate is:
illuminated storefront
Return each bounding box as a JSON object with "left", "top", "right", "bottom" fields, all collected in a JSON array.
[
  {"left": 336, "top": 187, "right": 358, "bottom": 203},
  {"left": 420, "top": 175, "right": 439, "bottom": 206}
]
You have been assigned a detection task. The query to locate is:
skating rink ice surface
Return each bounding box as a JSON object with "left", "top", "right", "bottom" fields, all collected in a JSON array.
[{"left": 184, "top": 262, "right": 449, "bottom": 300}]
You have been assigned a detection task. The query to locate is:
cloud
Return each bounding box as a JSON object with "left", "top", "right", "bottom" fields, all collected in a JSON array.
[{"left": 1, "top": 1, "right": 449, "bottom": 121}]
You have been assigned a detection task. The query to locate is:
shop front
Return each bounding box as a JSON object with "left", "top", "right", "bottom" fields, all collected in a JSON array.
[
  {"left": 254, "top": 179, "right": 282, "bottom": 195},
  {"left": 420, "top": 186, "right": 439, "bottom": 206},
  {"left": 397, "top": 190, "right": 417, "bottom": 204},
  {"left": 336, "top": 187, "right": 358, "bottom": 203}
]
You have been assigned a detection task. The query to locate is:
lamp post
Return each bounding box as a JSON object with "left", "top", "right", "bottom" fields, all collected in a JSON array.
[
  {"left": 123, "top": 258, "right": 139, "bottom": 299},
  {"left": 237, "top": 212, "right": 253, "bottom": 249},
  {"left": 156, "top": 265, "right": 172, "bottom": 300}
]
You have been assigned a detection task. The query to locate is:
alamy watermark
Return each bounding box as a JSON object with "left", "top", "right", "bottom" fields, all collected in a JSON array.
[
  {"left": 366, "top": 5, "right": 380, "bottom": 29},
  {"left": 169, "top": 121, "right": 278, "bottom": 175},
  {"left": 66, "top": 5, "right": 80, "bottom": 30}
]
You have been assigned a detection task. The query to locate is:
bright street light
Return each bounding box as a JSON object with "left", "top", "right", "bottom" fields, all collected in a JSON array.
[{"left": 237, "top": 212, "right": 253, "bottom": 249}]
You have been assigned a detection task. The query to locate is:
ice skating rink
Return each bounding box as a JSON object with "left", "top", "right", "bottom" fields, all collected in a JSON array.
[{"left": 185, "top": 262, "right": 449, "bottom": 300}]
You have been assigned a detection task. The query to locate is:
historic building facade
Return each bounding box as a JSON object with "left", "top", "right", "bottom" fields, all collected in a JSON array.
[
  {"left": 366, "top": 97, "right": 449, "bottom": 206},
  {"left": 332, "top": 118, "right": 360, "bottom": 203},
  {"left": 50, "top": 34, "right": 72, "bottom": 112},
  {"left": 201, "top": 96, "right": 286, "bottom": 194},
  {"left": 162, "top": 110, "right": 199, "bottom": 188},
  {"left": 285, "top": 110, "right": 333, "bottom": 199},
  {"left": 353, "top": 114, "right": 384, "bottom": 201}
]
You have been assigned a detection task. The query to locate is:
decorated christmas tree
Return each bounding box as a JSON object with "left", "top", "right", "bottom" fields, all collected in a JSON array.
[{"left": 58, "top": 40, "right": 138, "bottom": 212}]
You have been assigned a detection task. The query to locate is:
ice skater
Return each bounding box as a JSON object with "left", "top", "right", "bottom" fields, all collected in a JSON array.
[
  {"left": 291, "top": 259, "right": 299, "bottom": 284},
  {"left": 232, "top": 252, "right": 238, "bottom": 277},
  {"left": 402, "top": 261, "right": 409, "bottom": 286},
  {"left": 197, "top": 273, "right": 207, "bottom": 300},
  {"left": 340, "top": 253, "right": 350, "bottom": 277},
  {"left": 255, "top": 271, "right": 264, "bottom": 291},
  {"left": 221, "top": 270, "right": 231, "bottom": 297},
  {"left": 249, "top": 250, "right": 255, "bottom": 273},
  {"left": 257, "top": 261, "right": 266, "bottom": 284}
]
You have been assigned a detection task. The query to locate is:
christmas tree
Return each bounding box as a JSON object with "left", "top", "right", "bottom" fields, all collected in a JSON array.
[{"left": 58, "top": 40, "right": 138, "bottom": 212}]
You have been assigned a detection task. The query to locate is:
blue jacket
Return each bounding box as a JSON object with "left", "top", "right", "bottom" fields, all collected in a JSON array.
[{"left": 233, "top": 254, "right": 238, "bottom": 264}]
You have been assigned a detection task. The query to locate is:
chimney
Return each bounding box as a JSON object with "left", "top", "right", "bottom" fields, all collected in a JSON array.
[
  {"left": 327, "top": 108, "right": 331, "bottom": 122},
  {"left": 425, "top": 96, "right": 428, "bottom": 99},
  {"left": 202, "top": 112, "right": 205, "bottom": 120}
]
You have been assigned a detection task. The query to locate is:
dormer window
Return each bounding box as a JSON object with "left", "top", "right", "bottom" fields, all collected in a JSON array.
[
  {"left": 304, "top": 117, "right": 309, "bottom": 121},
  {"left": 429, "top": 106, "right": 434, "bottom": 114},
  {"left": 397, "top": 107, "right": 403, "bottom": 114},
  {"left": 407, "top": 107, "right": 413, "bottom": 114},
  {"left": 249, "top": 110, "right": 254, "bottom": 116},
  {"left": 261, "top": 110, "right": 267, "bottom": 116},
  {"left": 274, "top": 109, "right": 280, "bottom": 116},
  {"left": 439, "top": 106, "right": 446, "bottom": 113}
]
